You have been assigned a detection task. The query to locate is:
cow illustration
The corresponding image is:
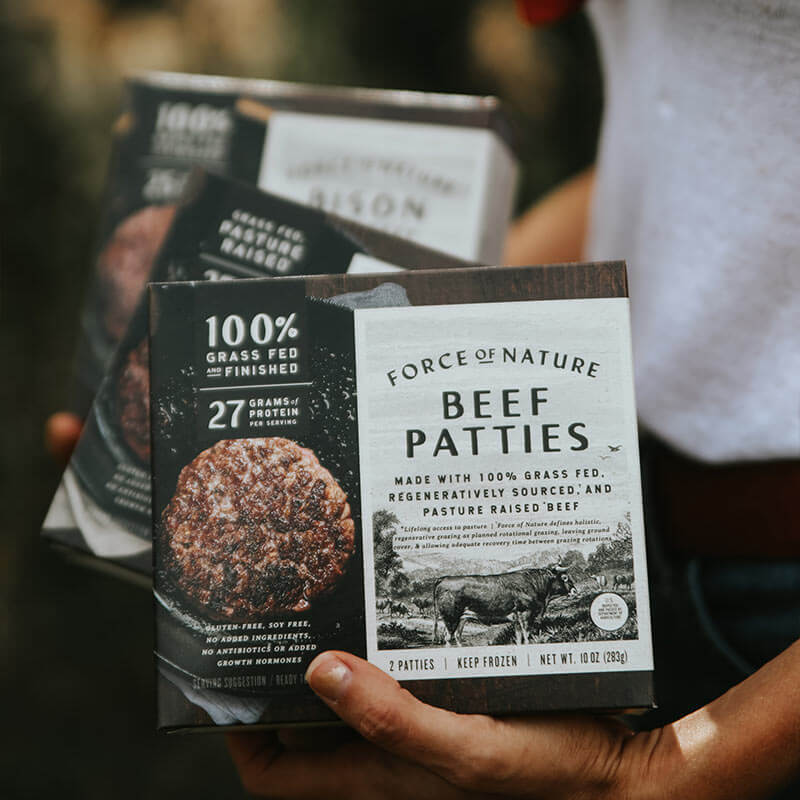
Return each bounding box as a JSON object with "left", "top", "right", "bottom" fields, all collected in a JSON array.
[
  {"left": 433, "top": 566, "right": 578, "bottom": 646},
  {"left": 415, "top": 596, "right": 434, "bottom": 615},
  {"left": 376, "top": 597, "right": 390, "bottom": 613},
  {"left": 613, "top": 574, "right": 633, "bottom": 590},
  {"left": 389, "top": 601, "right": 409, "bottom": 618},
  {"left": 592, "top": 574, "right": 608, "bottom": 588}
]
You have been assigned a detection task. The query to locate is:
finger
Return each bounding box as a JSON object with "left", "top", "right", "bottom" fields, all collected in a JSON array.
[
  {"left": 45, "top": 412, "right": 82, "bottom": 464},
  {"left": 226, "top": 731, "right": 283, "bottom": 793},
  {"left": 227, "top": 730, "right": 281, "bottom": 771},
  {"left": 227, "top": 731, "right": 371, "bottom": 798},
  {"left": 228, "top": 734, "right": 470, "bottom": 800},
  {"left": 276, "top": 724, "right": 356, "bottom": 751}
]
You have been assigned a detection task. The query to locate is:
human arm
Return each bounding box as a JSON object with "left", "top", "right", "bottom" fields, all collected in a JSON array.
[
  {"left": 229, "top": 639, "right": 800, "bottom": 799},
  {"left": 503, "top": 166, "right": 595, "bottom": 265},
  {"left": 628, "top": 637, "right": 800, "bottom": 799}
]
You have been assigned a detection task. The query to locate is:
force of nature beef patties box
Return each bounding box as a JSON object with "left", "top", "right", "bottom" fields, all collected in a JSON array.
[
  {"left": 43, "top": 171, "right": 469, "bottom": 580},
  {"left": 73, "top": 71, "right": 517, "bottom": 414},
  {"left": 149, "top": 263, "right": 654, "bottom": 732}
]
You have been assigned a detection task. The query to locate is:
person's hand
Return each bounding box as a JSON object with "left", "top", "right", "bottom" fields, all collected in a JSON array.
[
  {"left": 228, "top": 650, "right": 638, "bottom": 800},
  {"left": 45, "top": 411, "right": 83, "bottom": 464},
  {"left": 229, "top": 642, "right": 800, "bottom": 800}
]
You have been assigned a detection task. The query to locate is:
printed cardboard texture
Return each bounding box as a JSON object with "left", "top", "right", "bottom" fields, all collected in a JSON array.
[
  {"left": 43, "top": 172, "right": 466, "bottom": 579},
  {"left": 73, "top": 71, "right": 516, "bottom": 413},
  {"left": 148, "top": 263, "right": 654, "bottom": 731},
  {"left": 247, "top": 111, "right": 516, "bottom": 263},
  {"left": 356, "top": 299, "right": 650, "bottom": 681}
]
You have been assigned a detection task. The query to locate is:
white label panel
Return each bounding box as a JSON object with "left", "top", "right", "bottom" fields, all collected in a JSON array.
[
  {"left": 259, "top": 112, "right": 513, "bottom": 261},
  {"left": 354, "top": 298, "right": 653, "bottom": 681}
]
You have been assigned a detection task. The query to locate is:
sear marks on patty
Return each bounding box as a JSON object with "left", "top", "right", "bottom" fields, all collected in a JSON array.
[
  {"left": 117, "top": 339, "right": 150, "bottom": 462},
  {"left": 162, "top": 438, "right": 355, "bottom": 621},
  {"left": 98, "top": 204, "right": 176, "bottom": 341}
]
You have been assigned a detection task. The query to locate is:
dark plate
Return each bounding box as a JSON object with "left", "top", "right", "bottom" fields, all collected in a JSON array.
[
  {"left": 154, "top": 588, "right": 273, "bottom": 694},
  {"left": 71, "top": 322, "right": 153, "bottom": 541},
  {"left": 154, "top": 587, "right": 326, "bottom": 698}
]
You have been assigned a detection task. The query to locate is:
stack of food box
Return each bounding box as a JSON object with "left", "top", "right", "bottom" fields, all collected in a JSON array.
[{"left": 42, "top": 71, "right": 654, "bottom": 732}]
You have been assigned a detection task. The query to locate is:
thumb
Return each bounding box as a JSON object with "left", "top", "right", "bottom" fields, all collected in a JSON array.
[{"left": 305, "top": 650, "right": 510, "bottom": 790}]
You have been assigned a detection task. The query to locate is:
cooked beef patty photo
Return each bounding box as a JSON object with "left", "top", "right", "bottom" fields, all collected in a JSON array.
[
  {"left": 98, "top": 204, "right": 176, "bottom": 340},
  {"left": 161, "top": 437, "right": 355, "bottom": 621},
  {"left": 116, "top": 339, "right": 150, "bottom": 463}
]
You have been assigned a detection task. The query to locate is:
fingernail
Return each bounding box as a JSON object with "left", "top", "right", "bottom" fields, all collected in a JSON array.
[{"left": 306, "top": 654, "right": 351, "bottom": 702}]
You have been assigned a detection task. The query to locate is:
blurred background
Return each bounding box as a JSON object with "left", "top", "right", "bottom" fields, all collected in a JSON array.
[{"left": 1, "top": 1, "right": 600, "bottom": 796}]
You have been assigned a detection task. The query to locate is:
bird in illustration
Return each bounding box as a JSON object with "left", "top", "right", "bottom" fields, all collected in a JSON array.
[{"left": 608, "top": 444, "right": 622, "bottom": 452}]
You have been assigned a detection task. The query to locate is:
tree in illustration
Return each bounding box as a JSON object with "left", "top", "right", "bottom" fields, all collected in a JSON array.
[{"left": 373, "top": 509, "right": 408, "bottom": 596}]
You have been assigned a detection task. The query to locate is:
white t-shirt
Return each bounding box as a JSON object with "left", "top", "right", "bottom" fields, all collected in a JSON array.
[{"left": 586, "top": 0, "right": 800, "bottom": 463}]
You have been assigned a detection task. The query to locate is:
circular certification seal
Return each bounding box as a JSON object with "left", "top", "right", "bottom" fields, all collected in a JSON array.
[{"left": 590, "top": 592, "right": 629, "bottom": 631}]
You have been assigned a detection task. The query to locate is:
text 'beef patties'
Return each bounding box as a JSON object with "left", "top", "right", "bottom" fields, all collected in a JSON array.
[{"left": 161, "top": 437, "right": 355, "bottom": 621}]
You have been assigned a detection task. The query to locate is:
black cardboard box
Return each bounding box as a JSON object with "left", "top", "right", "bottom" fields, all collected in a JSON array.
[
  {"left": 73, "top": 71, "right": 517, "bottom": 414},
  {"left": 149, "top": 263, "right": 654, "bottom": 731},
  {"left": 43, "top": 172, "right": 469, "bottom": 580}
]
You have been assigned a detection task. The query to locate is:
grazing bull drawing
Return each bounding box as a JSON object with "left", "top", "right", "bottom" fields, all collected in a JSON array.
[
  {"left": 613, "top": 574, "right": 633, "bottom": 590},
  {"left": 433, "top": 566, "right": 578, "bottom": 646}
]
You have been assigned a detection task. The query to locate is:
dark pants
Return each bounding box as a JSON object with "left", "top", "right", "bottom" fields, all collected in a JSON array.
[{"left": 639, "top": 440, "right": 800, "bottom": 798}]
